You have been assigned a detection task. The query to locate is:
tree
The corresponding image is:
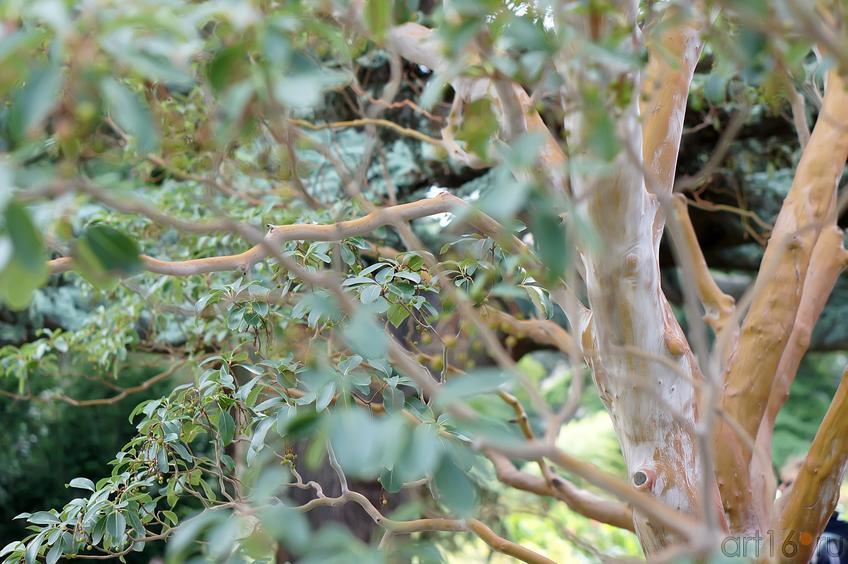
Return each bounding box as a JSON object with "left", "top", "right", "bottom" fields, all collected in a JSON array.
[{"left": 0, "top": 0, "right": 847, "bottom": 562}]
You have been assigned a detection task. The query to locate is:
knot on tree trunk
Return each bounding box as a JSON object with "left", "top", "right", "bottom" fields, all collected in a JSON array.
[{"left": 632, "top": 467, "right": 656, "bottom": 492}]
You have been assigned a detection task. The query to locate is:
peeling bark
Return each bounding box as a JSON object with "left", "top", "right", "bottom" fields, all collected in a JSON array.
[
  {"left": 567, "top": 59, "right": 706, "bottom": 564},
  {"left": 562, "top": 4, "right": 725, "bottom": 552}
]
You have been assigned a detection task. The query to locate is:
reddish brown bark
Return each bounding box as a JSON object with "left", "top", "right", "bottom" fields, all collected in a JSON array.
[{"left": 715, "top": 69, "right": 848, "bottom": 533}]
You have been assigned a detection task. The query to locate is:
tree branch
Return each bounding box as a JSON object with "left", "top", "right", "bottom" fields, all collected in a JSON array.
[
  {"left": 715, "top": 68, "right": 848, "bottom": 532},
  {"left": 760, "top": 226, "right": 847, "bottom": 442},
  {"left": 778, "top": 365, "right": 848, "bottom": 564},
  {"left": 748, "top": 224, "right": 847, "bottom": 525},
  {"left": 485, "top": 449, "right": 635, "bottom": 531},
  {"left": 641, "top": 4, "right": 704, "bottom": 199},
  {"left": 561, "top": 2, "right": 714, "bottom": 550},
  {"left": 482, "top": 306, "right": 580, "bottom": 357},
  {"left": 294, "top": 488, "right": 556, "bottom": 564},
  {"left": 670, "top": 195, "right": 736, "bottom": 334},
  {"left": 0, "top": 361, "right": 186, "bottom": 407},
  {"left": 290, "top": 117, "right": 443, "bottom": 146},
  {"left": 483, "top": 440, "right": 704, "bottom": 544},
  {"left": 47, "top": 193, "right": 461, "bottom": 276}
]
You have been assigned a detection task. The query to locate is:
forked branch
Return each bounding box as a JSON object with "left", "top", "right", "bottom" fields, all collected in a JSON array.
[{"left": 715, "top": 68, "right": 848, "bottom": 531}]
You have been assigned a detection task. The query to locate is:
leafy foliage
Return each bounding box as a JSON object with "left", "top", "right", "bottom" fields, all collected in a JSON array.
[{"left": 0, "top": 0, "right": 842, "bottom": 562}]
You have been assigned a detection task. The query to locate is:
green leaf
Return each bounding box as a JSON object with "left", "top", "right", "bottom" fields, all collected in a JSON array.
[
  {"left": 359, "top": 284, "right": 382, "bottom": 304},
  {"left": 167, "top": 511, "right": 221, "bottom": 561},
  {"left": 343, "top": 310, "right": 387, "bottom": 359},
  {"left": 583, "top": 88, "right": 620, "bottom": 160},
  {"left": 379, "top": 466, "right": 403, "bottom": 493},
  {"left": 247, "top": 417, "right": 274, "bottom": 465},
  {"left": 393, "top": 271, "right": 420, "bottom": 283},
  {"left": 9, "top": 64, "right": 62, "bottom": 142},
  {"left": 28, "top": 511, "right": 60, "bottom": 525},
  {"left": 436, "top": 369, "right": 510, "bottom": 407},
  {"left": 74, "top": 224, "right": 142, "bottom": 286},
  {"left": 434, "top": 457, "right": 477, "bottom": 516},
  {"left": 403, "top": 254, "right": 424, "bottom": 271},
  {"left": 161, "top": 510, "right": 179, "bottom": 526},
  {"left": 5, "top": 203, "right": 44, "bottom": 272},
  {"left": 316, "top": 381, "right": 336, "bottom": 412},
  {"left": 68, "top": 477, "right": 95, "bottom": 492},
  {"left": 0, "top": 541, "right": 24, "bottom": 557},
  {"left": 397, "top": 424, "right": 442, "bottom": 482},
  {"left": 279, "top": 408, "right": 320, "bottom": 438},
  {"left": 528, "top": 194, "right": 569, "bottom": 280},
  {"left": 331, "top": 409, "right": 406, "bottom": 480},
  {"left": 258, "top": 506, "right": 311, "bottom": 555},
  {"left": 275, "top": 404, "right": 297, "bottom": 435},
  {"left": 207, "top": 517, "right": 238, "bottom": 560},
  {"left": 106, "top": 511, "right": 127, "bottom": 546},
  {"left": 386, "top": 303, "right": 410, "bottom": 328},
  {"left": 207, "top": 45, "right": 247, "bottom": 93},
  {"left": 24, "top": 531, "right": 45, "bottom": 564},
  {"left": 0, "top": 202, "right": 47, "bottom": 310},
  {"left": 704, "top": 71, "right": 728, "bottom": 105},
  {"left": 45, "top": 540, "right": 62, "bottom": 564},
  {"left": 157, "top": 447, "right": 169, "bottom": 474},
  {"left": 100, "top": 78, "right": 159, "bottom": 154},
  {"left": 217, "top": 410, "right": 236, "bottom": 446}
]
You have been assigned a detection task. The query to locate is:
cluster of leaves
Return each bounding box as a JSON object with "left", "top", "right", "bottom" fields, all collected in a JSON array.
[{"left": 0, "top": 293, "right": 525, "bottom": 563}]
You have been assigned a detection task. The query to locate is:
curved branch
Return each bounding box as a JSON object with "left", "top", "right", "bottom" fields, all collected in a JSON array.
[
  {"left": 0, "top": 361, "right": 186, "bottom": 407},
  {"left": 48, "top": 194, "right": 462, "bottom": 276},
  {"left": 778, "top": 365, "right": 848, "bottom": 564},
  {"left": 483, "top": 441, "right": 703, "bottom": 543},
  {"left": 47, "top": 192, "right": 560, "bottom": 282},
  {"left": 482, "top": 306, "right": 580, "bottom": 357},
  {"left": 715, "top": 68, "right": 848, "bottom": 532},
  {"left": 290, "top": 117, "right": 443, "bottom": 146},
  {"left": 485, "top": 450, "right": 635, "bottom": 531},
  {"left": 670, "top": 195, "right": 736, "bottom": 334},
  {"left": 466, "top": 519, "right": 556, "bottom": 564},
  {"left": 294, "top": 489, "right": 556, "bottom": 564}
]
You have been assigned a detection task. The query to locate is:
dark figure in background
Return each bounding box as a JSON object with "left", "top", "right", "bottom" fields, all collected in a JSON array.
[{"left": 780, "top": 457, "right": 848, "bottom": 563}]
